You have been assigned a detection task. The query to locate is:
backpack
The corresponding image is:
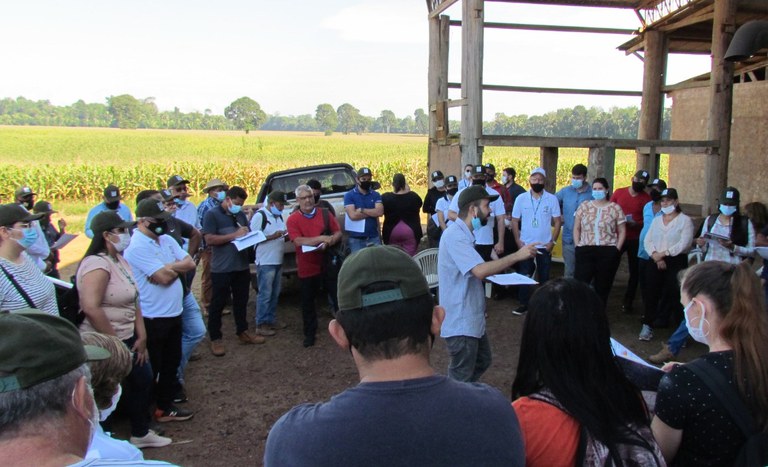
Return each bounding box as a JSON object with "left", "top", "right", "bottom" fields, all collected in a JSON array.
[
  {"left": 687, "top": 359, "right": 768, "bottom": 467},
  {"left": 700, "top": 213, "right": 750, "bottom": 247},
  {"left": 56, "top": 276, "right": 84, "bottom": 326},
  {"left": 320, "top": 208, "right": 348, "bottom": 280}
]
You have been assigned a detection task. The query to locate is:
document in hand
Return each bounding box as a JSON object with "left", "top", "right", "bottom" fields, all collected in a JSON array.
[
  {"left": 344, "top": 215, "right": 365, "bottom": 233},
  {"left": 486, "top": 273, "right": 538, "bottom": 286},
  {"left": 52, "top": 233, "right": 78, "bottom": 250},
  {"left": 231, "top": 231, "right": 266, "bottom": 251},
  {"left": 301, "top": 244, "right": 323, "bottom": 253}
]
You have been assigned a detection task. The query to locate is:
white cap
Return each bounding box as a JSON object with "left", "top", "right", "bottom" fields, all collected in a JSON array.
[{"left": 531, "top": 167, "right": 547, "bottom": 178}]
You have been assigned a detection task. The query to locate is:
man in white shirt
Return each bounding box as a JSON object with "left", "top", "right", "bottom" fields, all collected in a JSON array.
[
  {"left": 510, "top": 167, "right": 562, "bottom": 315},
  {"left": 250, "top": 190, "right": 289, "bottom": 336},
  {"left": 13, "top": 186, "right": 49, "bottom": 271}
]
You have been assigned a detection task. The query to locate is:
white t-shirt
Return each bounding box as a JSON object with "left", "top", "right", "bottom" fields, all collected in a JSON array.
[
  {"left": 433, "top": 196, "right": 454, "bottom": 229},
  {"left": 511, "top": 190, "right": 562, "bottom": 245},
  {"left": 449, "top": 186, "right": 505, "bottom": 245},
  {"left": 250, "top": 207, "right": 287, "bottom": 266}
]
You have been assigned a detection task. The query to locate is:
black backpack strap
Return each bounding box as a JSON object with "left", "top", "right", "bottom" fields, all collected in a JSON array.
[
  {"left": 320, "top": 208, "right": 330, "bottom": 235},
  {"left": 0, "top": 263, "right": 36, "bottom": 309},
  {"left": 686, "top": 358, "right": 755, "bottom": 438}
]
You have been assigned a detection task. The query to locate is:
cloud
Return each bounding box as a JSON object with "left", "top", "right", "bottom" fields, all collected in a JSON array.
[{"left": 323, "top": 1, "right": 427, "bottom": 44}]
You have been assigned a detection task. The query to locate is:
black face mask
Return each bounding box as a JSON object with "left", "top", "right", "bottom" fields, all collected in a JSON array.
[
  {"left": 359, "top": 181, "right": 372, "bottom": 191},
  {"left": 632, "top": 182, "right": 646, "bottom": 193},
  {"left": 147, "top": 220, "right": 167, "bottom": 236},
  {"left": 105, "top": 201, "right": 120, "bottom": 210},
  {"left": 472, "top": 179, "right": 486, "bottom": 186},
  {"left": 650, "top": 189, "right": 661, "bottom": 202},
  {"left": 313, "top": 194, "right": 321, "bottom": 204},
  {"left": 447, "top": 188, "right": 458, "bottom": 196},
  {"left": 531, "top": 183, "right": 545, "bottom": 193},
  {"left": 22, "top": 199, "right": 34, "bottom": 210}
]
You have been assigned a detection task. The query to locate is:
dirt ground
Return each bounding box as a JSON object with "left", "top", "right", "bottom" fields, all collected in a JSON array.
[{"left": 61, "top": 254, "right": 706, "bottom": 467}]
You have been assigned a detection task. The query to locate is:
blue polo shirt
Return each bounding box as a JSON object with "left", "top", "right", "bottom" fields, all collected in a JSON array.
[
  {"left": 84, "top": 202, "right": 134, "bottom": 238},
  {"left": 343, "top": 186, "right": 382, "bottom": 238},
  {"left": 555, "top": 185, "right": 593, "bottom": 245}
]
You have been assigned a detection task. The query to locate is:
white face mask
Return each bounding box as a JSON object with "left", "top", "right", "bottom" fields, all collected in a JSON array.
[
  {"left": 110, "top": 232, "right": 131, "bottom": 252},
  {"left": 501, "top": 175, "right": 508, "bottom": 185},
  {"left": 684, "top": 299, "right": 709, "bottom": 345},
  {"left": 661, "top": 205, "right": 676, "bottom": 215},
  {"left": 99, "top": 384, "right": 122, "bottom": 422},
  {"left": 434, "top": 180, "right": 445, "bottom": 189},
  {"left": 464, "top": 170, "right": 472, "bottom": 179}
]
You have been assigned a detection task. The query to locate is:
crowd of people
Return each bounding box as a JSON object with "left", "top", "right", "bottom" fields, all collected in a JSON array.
[{"left": 1, "top": 161, "right": 767, "bottom": 466}]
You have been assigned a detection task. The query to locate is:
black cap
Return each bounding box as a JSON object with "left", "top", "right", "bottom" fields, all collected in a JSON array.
[
  {"left": 659, "top": 188, "right": 678, "bottom": 200},
  {"left": 445, "top": 175, "right": 458, "bottom": 185},
  {"left": 135, "top": 198, "right": 171, "bottom": 220},
  {"left": 720, "top": 186, "right": 740, "bottom": 205},
  {"left": 160, "top": 189, "right": 178, "bottom": 202},
  {"left": 32, "top": 200, "right": 57, "bottom": 215},
  {"left": 472, "top": 165, "right": 486, "bottom": 176},
  {"left": 103, "top": 184, "right": 122, "bottom": 203},
  {"left": 357, "top": 167, "right": 372, "bottom": 177},
  {"left": 484, "top": 163, "right": 496, "bottom": 172},
  {"left": 649, "top": 178, "right": 667, "bottom": 190},
  {"left": 633, "top": 170, "right": 650, "bottom": 183},
  {"left": 166, "top": 175, "right": 190, "bottom": 188},
  {"left": 90, "top": 211, "right": 135, "bottom": 234},
  {"left": 0, "top": 203, "right": 44, "bottom": 227},
  {"left": 431, "top": 170, "right": 444, "bottom": 181},
  {"left": 458, "top": 185, "right": 498, "bottom": 210}
]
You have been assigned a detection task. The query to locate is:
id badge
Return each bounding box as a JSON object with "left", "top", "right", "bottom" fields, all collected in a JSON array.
[{"left": 532, "top": 218, "right": 539, "bottom": 228}]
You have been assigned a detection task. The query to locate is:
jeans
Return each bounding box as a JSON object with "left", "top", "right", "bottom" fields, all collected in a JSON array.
[
  {"left": 256, "top": 264, "right": 282, "bottom": 326},
  {"left": 121, "top": 334, "right": 154, "bottom": 437},
  {"left": 445, "top": 334, "right": 492, "bottom": 382},
  {"left": 668, "top": 319, "right": 688, "bottom": 355},
  {"left": 619, "top": 239, "right": 640, "bottom": 305},
  {"left": 561, "top": 241, "right": 576, "bottom": 278},
  {"left": 517, "top": 250, "right": 552, "bottom": 306},
  {"left": 347, "top": 235, "right": 381, "bottom": 253},
  {"left": 300, "top": 273, "right": 338, "bottom": 343},
  {"left": 208, "top": 269, "right": 251, "bottom": 341},
  {"left": 574, "top": 245, "right": 621, "bottom": 308},
  {"left": 178, "top": 292, "right": 206, "bottom": 383},
  {"left": 143, "top": 316, "right": 182, "bottom": 411}
]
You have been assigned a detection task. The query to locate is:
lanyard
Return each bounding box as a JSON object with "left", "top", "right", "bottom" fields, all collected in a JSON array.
[{"left": 530, "top": 193, "right": 543, "bottom": 228}]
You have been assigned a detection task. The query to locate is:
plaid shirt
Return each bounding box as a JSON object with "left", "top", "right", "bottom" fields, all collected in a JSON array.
[{"left": 197, "top": 196, "right": 221, "bottom": 247}]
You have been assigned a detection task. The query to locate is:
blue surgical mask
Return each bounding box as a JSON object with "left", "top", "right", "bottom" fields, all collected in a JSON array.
[
  {"left": 174, "top": 198, "right": 184, "bottom": 206},
  {"left": 592, "top": 190, "right": 606, "bottom": 201},
  {"left": 471, "top": 217, "right": 483, "bottom": 231},
  {"left": 270, "top": 206, "right": 283, "bottom": 216},
  {"left": 12, "top": 227, "right": 38, "bottom": 249},
  {"left": 571, "top": 178, "right": 583, "bottom": 189},
  {"left": 216, "top": 191, "right": 226, "bottom": 202},
  {"left": 719, "top": 204, "right": 737, "bottom": 216},
  {"left": 229, "top": 204, "right": 242, "bottom": 215}
]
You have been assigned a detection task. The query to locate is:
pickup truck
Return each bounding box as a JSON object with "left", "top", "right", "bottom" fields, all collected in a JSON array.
[{"left": 252, "top": 163, "right": 358, "bottom": 280}]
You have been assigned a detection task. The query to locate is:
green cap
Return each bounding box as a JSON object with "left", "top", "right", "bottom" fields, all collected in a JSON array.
[
  {"left": 14, "top": 186, "right": 35, "bottom": 199},
  {"left": 135, "top": 198, "right": 171, "bottom": 220},
  {"left": 166, "top": 175, "right": 189, "bottom": 188},
  {"left": 458, "top": 185, "right": 498, "bottom": 210},
  {"left": 337, "top": 246, "right": 430, "bottom": 312},
  {"left": 0, "top": 310, "right": 110, "bottom": 393},
  {"left": 0, "top": 203, "right": 44, "bottom": 227},
  {"left": 90, "top": 210, "right": 135, "bottom": 234}
]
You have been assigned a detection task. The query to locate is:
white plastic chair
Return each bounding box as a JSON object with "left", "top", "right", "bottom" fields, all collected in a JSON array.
[{"left": 413, "top": 248, "right": 439, "bottom": 292}]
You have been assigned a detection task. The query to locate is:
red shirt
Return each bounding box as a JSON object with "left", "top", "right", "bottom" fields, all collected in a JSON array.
[
  {"left": 512, "top": 397, "right": 579, "bottom": 467},
  {"left": 610, "top": 187, "right": 651, "bottom": 240},
  {"left": 286, "top": 209, "right": 340, "bottom": 278},
  {"left": 488, "top": 180, "right": 513, "bottom": 213}
]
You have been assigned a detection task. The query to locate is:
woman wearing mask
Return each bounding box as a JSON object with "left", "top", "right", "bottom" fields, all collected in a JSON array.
[
  {"left": 0, "top": 203, "right": 58, "bottom": 315},
  {"left": 435, "top": 175, "right": 459, "bottom": 233},
  {"left": 77, "top": 211, "right": 170, "bottom": 449},
  {"left": 458, "top": 163, "right": 474, "bottom": 190},
  {"left": 652, "top": 261, "right": 768, "bottom": 466},
  {"left": 572, "top": 178, "right": 626, "bottom": 308},
  {"left": 639, "top": 189, "right": 694, "bottom": 342},
  {"left": 695, "top": 186, "right": 755, "bottom": 262},
  {"left": 382, "top": 173, "right": 423, "bottom": 256}
]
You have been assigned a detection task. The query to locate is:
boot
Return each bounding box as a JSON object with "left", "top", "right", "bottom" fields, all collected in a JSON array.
[{"left": 649, "top": 343, "right": 674, "bottom": 364}]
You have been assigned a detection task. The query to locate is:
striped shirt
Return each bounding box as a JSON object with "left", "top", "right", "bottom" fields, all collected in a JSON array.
[{"left": 0, "top": 254, "right": 58, "bottom": 315}]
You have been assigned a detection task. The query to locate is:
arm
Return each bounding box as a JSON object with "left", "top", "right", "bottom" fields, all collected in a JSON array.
[
  {"left": 548, "top": 216, "right": 562, "bottom": 252},
  {"left": 344, "top": 204, "right": 366, "bottom": 221},
  {"left": 511, "top": 217, "right": 523, "bottom": 249},
  {"left": 187, "top": 227, "right": 202, "bottom": 254},
  {"left": 573, "top": 212, "right": 582, "bottom": 247},
  {"left": 84, "top": 206, "right": 97, "bottom": 239},
  {"left": 494, "top": 215, "right": 505, "bottom": 255},
  {"left": 616, "top": 222, "right": 626, "bottom": 251},
  {"left": 447, "top": 209, "right": 458, "bottom": 221},
  {"left": 650, "top": 416, "right": 682, "bottom": 465},
  {"left": 471, "top": 244, "right": 538, "bottom": 280},
  {"left": 78, "top": 269, "right": 118, "bottom": 336},
  {"left": 204, "top": 226, "right": 249, "bottom": 245},
  {"left": 437, "top": 210, "right": 448, "bottom": 230},
  {"left": 131, "top": 304, "right": 149, "bottom": 366}
]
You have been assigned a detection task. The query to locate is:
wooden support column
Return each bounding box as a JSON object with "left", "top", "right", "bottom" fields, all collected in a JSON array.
[
  {"left": 636, "top": 30, "right": 667, "bottom": 177},
  {"left": 428, "top": 15, "right": 451, "bottom": 174},
  {"left": 460, "top": 0, "right": 484, "bottom": 167},
  {"left": 540, "top": 147, "right": 559, "bottom": 193},
  {"left": 588, "top": 146, "right": 616, "bottom": 191},
  {"left": 704, "top": 0, "right": 736, "bottom": 216}
]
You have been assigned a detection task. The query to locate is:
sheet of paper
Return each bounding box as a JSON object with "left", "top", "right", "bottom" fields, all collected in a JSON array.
[
  {"left": 703, "top": 231, "right": 730, "bottom": 242},
  {"left": 231, "top": 230, "right": 266, "bottom": 251},
  {"left": 756, "top": 247, "right": 768, "bottom": 260},
  {"left": 610, "top": 338, "right": 662, "bottom": 371},
  {"left": 52, "top": 233, "right": 78, "bottom": 250},
  {"left": 301, "top": 244, "right": 322, "bottom": 253},
  {"left": 47, "top": 276, "right": 73, "bottom": 289},
  {"left": 344, "top": 215, "right": 366, "bottom": 233},
  {"left": 486, "top": 273, "right": 538, "bottom": 286}
]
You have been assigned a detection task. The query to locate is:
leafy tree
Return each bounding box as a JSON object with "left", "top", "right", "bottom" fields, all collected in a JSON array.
[
  {"left": 315, "top": 104, "right": 338, "bottom": 135},
  {"left": 107, "top": 94, "right": 144, "bottom": 129},
  {"left": 225, "top": 97, "right": 267, "bottom": 134},
  {"left": 378, "top": 110, "right": 398, "bottom": 134},
  {"left": 414, "top": 108, "right": 428, "bottom": 134},
  {"left": 336, "top": 103, "right": 361, "bottom": 135}
]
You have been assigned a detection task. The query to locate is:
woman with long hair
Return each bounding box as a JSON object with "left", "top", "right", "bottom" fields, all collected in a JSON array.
[
  {"left": 381, "top": 173, "right": 423, "bottom": 256},
  {"left": 652, "top": 261, "right": 768, "bottom": 466},
  {"left": 512, "top": 278, "right": 664, "bottom": 466}
]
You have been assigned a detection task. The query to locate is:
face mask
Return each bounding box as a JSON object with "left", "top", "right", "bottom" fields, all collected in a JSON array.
[
  {"left": 650, "top": 189, "right": 661, "bottom": 202},
  {"left": 359, "top": 181, "right": 372, "bottom": 191},
  {"left": 632, "top": 182, "right": 646, "bottom": 193},
  {"left": 105, "top": 201, "right": 120, "bottom": 210},
  {"left": 719, "top": 204, "right": 737, "bottom": 216},
  {"left": 434, "top": 180, "right": 445, "bottom": 189},
  {"left": 661, "top": 205, "right": 676, "bottom": 215},
  {"left": 592, "top": 190, "right": 606, "bottom": 201},
  {"left": 216, "top": 191, "right": 226, "bottom": 202},
  {"left": 470, "top": 208, "right": 488, "bottom": 230},
  {"left": 571, "top": 178, "right": 583, "bottom": 189},
  {"left": 501, "top": 175, "right": 508, "bottom": 185},
  {"left": 270, "top": 206, "right": 283, "bottom": 216},
  {"left": 229, "top": 204, "right": 242, "bottom": 215},
  {"left": 531, "top": 183, "right": 545, "bottom": 194},
  {"left": 23, "top": 199, "right": 34, "bottom": 210},
  {"left": 472, "top": 179, "right": 486, "bottom": 186},
  {"left": 174, "top": 198, "right": 185, "bottom": 206},
  {"left": 110, "top": 232, "right": 131, "bottom": 252},
  {"left": 99, "top": 384, "right": 122, "bottom": 422},
  {"left": 684, "top": 300, "right": 709, "bottom": 345},
  {"left": 313, "top": 194, "right": 321, "bottom": 204},
  {"left": 447, "top": 188, "right": 458, "bottom": 197},
  {"left": 147, "top": 220, "right": 167, "bottom": 236},
  {"left": 11, "top": 227, "right": 38, "bottom": 249},
  {"left": 464, "top": 170, "right": 472, "bottom": 179}
]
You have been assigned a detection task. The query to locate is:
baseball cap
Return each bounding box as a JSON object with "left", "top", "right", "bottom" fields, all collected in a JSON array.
[
  {"left": 32, "top": 200, "right": 57, "bottom": 215},
  {"left": 633, "top": 170, "right": 650, "bottom": 183},
  {"left": 0, "top": 310, "right": 110, "bottom": 393},
  {"left": 530, "top": 167, "right": 547, "bottom": 178},
  {"left": 720, "top": 186, "right": 740, "bottom": 205},
  {"left": 472, "top": 165, "right": 486, "bottom": 176},
  {"left": 202, "top": 178, "right": 228, "bottom": 193},
  {"left": 660, "top": 188, "right": 678, "bottom": 200},
  {"left": 357, "top": 167, "right": 372, "bottom": 177},
  {"left": 484, "top": 163, "right": 496, "bottom": 172},
  {"left": 167, "top": 175, "right": 190, "bottom": 188},
  {"left": 14, "top": 186, "right": 35, "bottom": 199},
  {"left": 268, "top": 190, "right": 287, "bottom": 204},
  {"left": 103, "top": 184, "right": 122, "bottom": 203},
  {"left": 337, "top": 246, "right": 430, "bottom": 312},
  {"left": 649, "top": 178, "right": 667, "bottom": 190},
  {"left": 135, "top": 198, "right": 171, "bottom": 220},
  {"left": 0, "top": 203, "right": 44, "bottom": 227},
  {"left": 458, "top": 185, "right": 499, "bottom": 210},
  {"left": 445, "top": 175, "right": 458, "bottom": 185},
  {"left": 431, "top": 170, "right": 444, "bottom": 181},
  {"left": 160, "top": 189, "right": 178, "bottom": 202},
  {"left": 90, "top": 211, "right": 135, "bottom": 234}
]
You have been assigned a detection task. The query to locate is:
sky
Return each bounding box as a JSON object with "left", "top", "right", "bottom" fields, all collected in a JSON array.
[{"left": 0, "top": 1, "right": 712, "bottom": 121}]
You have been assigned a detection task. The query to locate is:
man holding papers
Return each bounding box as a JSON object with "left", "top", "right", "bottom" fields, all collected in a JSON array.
[
  {"left": 438, "top": 185, "right": 537, "bottom": 382},
  {"left": 287, "top": 184, "right": 343, "bottom": 348},
  {"left": 344, "top": 167, "right": 383, "bottom": 253},
  {"left": 202, "top": 186, "right": 265, "bottom": 357}
]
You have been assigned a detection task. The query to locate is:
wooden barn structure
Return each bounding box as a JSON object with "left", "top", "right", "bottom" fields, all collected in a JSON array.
[{"left": 427, "top": 0, "right": 768, "bottom": 215}]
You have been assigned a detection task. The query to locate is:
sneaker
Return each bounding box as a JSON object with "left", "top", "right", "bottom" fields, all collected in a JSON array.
[
  {"left": 255, "top": 324, "right": 276, "bottom": 337},
  {"left": 210, "top": 339, "right": 226, "bottom": 357},
  {"left": 638, "top": 324, "right": 654, "bottom": 341},
  {"left": 154, "top": 406, "right": 194, "bottom": 423},
  {"left": 511, "top": 305, "right": 528, "bottom": 316},
  {"left": 238, "top": 330, "right": 266, "bottom": 345},
  {"left": 189, "top": 350, "right": 202, "bottom": 362},
  {"left": 649, "top": 344, "right": 675, "bottom": 364},
  {"left": 130, "top": 430, "right": 172, "bottom": 448},
  {"left": 269, "top": 320, "right": 288, "bottom": 330}
]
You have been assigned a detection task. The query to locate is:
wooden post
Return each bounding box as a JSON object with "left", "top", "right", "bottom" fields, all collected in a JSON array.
[
  {"left": 428, "top": 15, "right": 440, "bottom": 143},
  {"left": 540, "top": 147, "right": 559, "bottom": 193},
  {"left": 636, "top": 30, "right": 667, "bottom": 177},
  {"left": 588, "top": 146, "right": 616, "bottom": 192},
  {"left": 460, "top": 0, "right": 484, "bottom": 168},
  {"left": 428, "top": 15, "right": 451, "bottom": 172},
  {"left": 704, "top": 0, "right": 736, "bottom": 216}
]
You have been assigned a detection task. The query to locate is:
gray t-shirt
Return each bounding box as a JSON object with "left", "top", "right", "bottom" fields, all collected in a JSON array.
[{"left": 202, "top": 206, "right": 250, "bottom": 273}]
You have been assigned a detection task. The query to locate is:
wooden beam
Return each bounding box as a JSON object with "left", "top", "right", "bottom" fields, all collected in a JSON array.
[
  {"left": 460, "top": 0, "right": 484, "bottom": 167},
  {"left": 428, "top": 0, "right": 459, "bottom": 19},
  {"left": 448, "top": 19, "right": 636, "bottom": 35},
  {"left": 479, "top": 135, "right": 718, "bottom": 150},
  {"left": 446, "top": 98, "right": 468, "bottom": 108},
  {"left": 484, "top": 0, "right": 640, "bottom": 8},
  {"left": 540, "top": 147, "right": 559, "bottom": 194},
  {"left": 447, "top": 82, "right": 643, "bottom": 96}
]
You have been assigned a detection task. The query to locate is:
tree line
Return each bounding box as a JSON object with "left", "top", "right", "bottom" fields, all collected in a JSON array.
[{"left": 0, "top": 95, "right": 669, "bottom": 138}]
